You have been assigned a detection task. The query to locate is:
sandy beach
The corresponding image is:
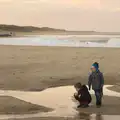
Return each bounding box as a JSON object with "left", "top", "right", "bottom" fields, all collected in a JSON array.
[
  {"left": 0, "top": 45, "right": 120, "bottom": 119},
  {"left": 0, "top": 45, "right": 120, "bottom": 91}
]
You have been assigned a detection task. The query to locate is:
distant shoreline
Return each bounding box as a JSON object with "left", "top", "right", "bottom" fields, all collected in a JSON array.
[
  {"left": 1, "top": 32, "right": 119, "bottom": 38},
  {"left": 0, "top": 24, "right": 120, "bottom": 37},
  {"left": 11, "top": 31, "right": 120, "bottom": 36}
]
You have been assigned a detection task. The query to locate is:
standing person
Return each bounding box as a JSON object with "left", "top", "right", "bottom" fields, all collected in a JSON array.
[{"left": 88, "top": 62, "right": 104, "bottom": 107}]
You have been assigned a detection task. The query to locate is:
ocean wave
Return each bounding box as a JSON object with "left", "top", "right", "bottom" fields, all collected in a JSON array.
[
  {"left": 106, "top": 38, "right": 120, "bottom": 47},
  {"left": 0, "top": 36, "right": 120, "bottom": 48}
]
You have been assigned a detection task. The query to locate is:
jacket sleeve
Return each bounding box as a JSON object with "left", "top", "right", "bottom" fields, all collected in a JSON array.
[
  {"left": 100, "top": 72, "right": 104, "bottom": 87},
  {"left": 88, "top": 74, "right": 92, "bottom": 90},
  {"left": 78, "top": 90, "right": 81, "bottom": 96}
]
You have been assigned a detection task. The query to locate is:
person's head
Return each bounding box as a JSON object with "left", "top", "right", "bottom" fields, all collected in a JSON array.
[
  {"left": 74, "top": 82, "right": 82, "bottom": 91},
  {"left": 94, "top": 62, "right": 99, "bottom": 69},
  {"left": 91, "top": 62, "right": 99, "bottom": 72}
]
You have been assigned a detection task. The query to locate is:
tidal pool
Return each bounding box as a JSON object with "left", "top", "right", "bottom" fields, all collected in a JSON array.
[{"left": 0, "top": 85, "right": 120, "bottom": 120}]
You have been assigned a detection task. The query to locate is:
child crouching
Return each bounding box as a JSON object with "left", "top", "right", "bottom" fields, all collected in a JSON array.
[{"left": 74, "top": 82, "right": 92, "bottom": 108}]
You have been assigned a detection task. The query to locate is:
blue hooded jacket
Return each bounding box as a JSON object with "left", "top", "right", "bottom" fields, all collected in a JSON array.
[{"left": 88, "top": 63, "right": 104, "bottom": 90}]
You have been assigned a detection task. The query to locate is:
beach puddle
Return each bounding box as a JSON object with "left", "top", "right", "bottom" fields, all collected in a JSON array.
[{"left": 0, "top": 85, "right": 120, "bottom": 120}]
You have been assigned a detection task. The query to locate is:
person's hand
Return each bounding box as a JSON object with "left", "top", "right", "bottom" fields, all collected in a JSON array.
[{"left": 74, "top": 92, "right": 78, "bottom": 96}]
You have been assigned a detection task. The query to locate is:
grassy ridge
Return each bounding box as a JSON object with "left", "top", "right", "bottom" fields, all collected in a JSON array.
[
  {"left": 0, "top": 24, "right": 120, "bottom": 35},
  {"left": 0, "top": 24, "right": 66, "bottom": 32}
]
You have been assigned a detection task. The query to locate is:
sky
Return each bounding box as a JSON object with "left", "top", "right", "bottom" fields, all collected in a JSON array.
[{"left": 0, "top": 0, "right": 120, "bottom": 32}]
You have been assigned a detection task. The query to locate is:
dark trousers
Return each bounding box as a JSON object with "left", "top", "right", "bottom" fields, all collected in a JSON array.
[
  {"left": 94, "top": 89, "right": 103, "bottom": 106},
  {"left": 74, "top": 94, "right": 91, "bottom": 105}
]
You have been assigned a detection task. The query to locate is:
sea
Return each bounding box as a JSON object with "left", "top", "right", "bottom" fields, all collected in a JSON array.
[{"left": 0, "top": 35, "right": 120, "bottom": 48}]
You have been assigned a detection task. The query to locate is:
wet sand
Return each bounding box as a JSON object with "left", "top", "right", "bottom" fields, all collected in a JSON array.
[
  {"left": 5, "top": 95, "right": 120, "bottom": 120},
  {"left": 0, "top": 96, "right": 51, "bottom": 114},
  {"left": 7, "top": 116, "right": 120, "bottom": 120},
  {"left": 77, "top": 96, "right": 120, "bottom": 115},
  {"left": 9, "top": 117, "right": 75, "bottom": 120},
  {"left": 0, "top": 86, "right": 120, "bottom": 119},
  {"left": 108, "top": 85, "right": 120, "bottom": 92},
  {"left": 8, "top": 115, "right": 120, "bottom": 120}
]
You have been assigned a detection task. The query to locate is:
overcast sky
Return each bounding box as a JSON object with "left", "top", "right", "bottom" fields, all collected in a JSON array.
[{"left": 0, "top": 0, "right": 120, "bottom": 32}]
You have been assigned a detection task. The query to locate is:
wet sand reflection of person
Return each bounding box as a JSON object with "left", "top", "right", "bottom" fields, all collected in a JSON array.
[
  {"left": 76, "top": 112, "right": 91, "bottom": 120},
  {"left": 96, "top": 114, "right": 104, "bottom": 120},
  {"left": 75, "top": 112, "right": 104, "bottom": 120}
]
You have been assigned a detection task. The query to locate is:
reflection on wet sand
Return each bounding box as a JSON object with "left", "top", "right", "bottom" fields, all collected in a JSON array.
[
  {"left": 75, "top": 113, "right": 103, "bottom": 120},
  {"left": 76, "top": 112, "right": 91, "bottom": 120},
  {"left": 96, "top": 114, "right": 103, "bottom": 120}
]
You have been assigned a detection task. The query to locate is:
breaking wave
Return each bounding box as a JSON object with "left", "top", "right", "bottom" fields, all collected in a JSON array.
[
  {"left": 0, "top": 36, "right": 120, "bottom": 48},
  {"left": 106, "top": 38, "right": 120, "bottom": 47}
]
